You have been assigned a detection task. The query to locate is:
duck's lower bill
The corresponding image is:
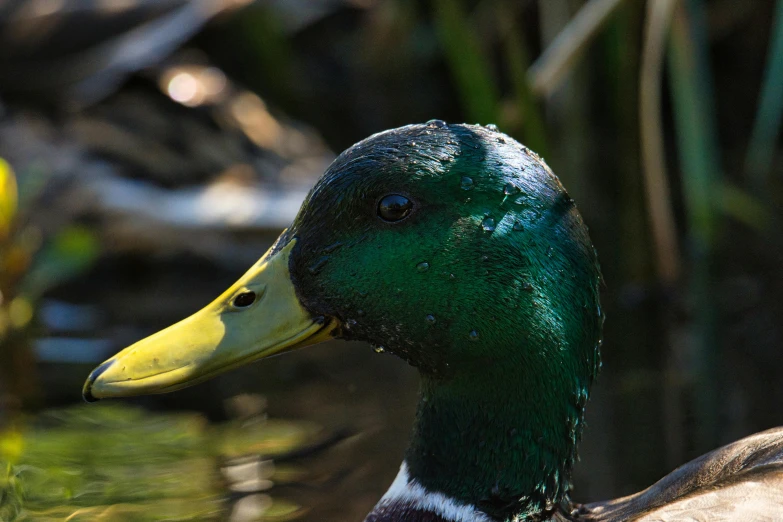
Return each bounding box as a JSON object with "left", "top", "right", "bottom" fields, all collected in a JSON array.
[{"left": 82, "top": 239, "right": 335, "bottom": 402}]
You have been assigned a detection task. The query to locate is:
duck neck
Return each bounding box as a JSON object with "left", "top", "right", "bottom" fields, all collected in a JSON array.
[{"left": 400, "top": 362, "right": 586, "bottom": 522}]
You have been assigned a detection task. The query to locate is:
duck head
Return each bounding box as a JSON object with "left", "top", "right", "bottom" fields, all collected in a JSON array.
[{"left": 84, "top": 122, "right": 602, "bottom": 519}]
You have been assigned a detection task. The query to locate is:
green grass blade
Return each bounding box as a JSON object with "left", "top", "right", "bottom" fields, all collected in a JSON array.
[
  {"left": 529, "top": 0, "right": 626, "bottom": 97},
  {"left": 745, "top": 0, "right": 783, "bottom": 191},
  {"left": 640, "top": 0, "right": 681, "bottom": 284},
  {"left": 500, "top": 16, "right": 548, "bottom": 157},
  {"left": 667, "top": 0, "right": 722, "bottom": 455},
  {"left": 668, "top": 0, "right": 720, "bottom": 247},
  {"left": 433, "top": 0, "right": 499, "bottom": 124},
  {"left": 718, "top": 182, "right": 774, "bottom": 232}
]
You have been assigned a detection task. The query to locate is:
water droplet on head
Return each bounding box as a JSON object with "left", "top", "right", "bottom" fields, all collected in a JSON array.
[
  {"left": 486, "top": 123, "right": 499, "bottom": 132},
  {"left": 503, "top": 183, "right": 520, "bottom": 196},
  {"left": 308, "top": 256, "right": 329, "bottom": 274},
  {"left": 469, "top": 330, "right": 480, "bottom": 341},
  {"left": 513, "top": 221, "right": 524, "bottom": 231},
  {"left": 322, "top": 241, "right": 343, "bottom": 254},
  {"left": 426, "top": 119, "right": 447, "bottom": 128},
  {"left": 576, "top": 388, "right": 589, "bottom": 409},
  {"left": 481, "top": 217, "right": 496, "bottom": 232},
  {"left": 416, "top": 262, "right": 430, "bottom": 272},
  {"left": 425, "top": 314, "right": 436, "bottom": 324},
  {"left": 460, "top": 176, "right": 474, "bottom": 190}
]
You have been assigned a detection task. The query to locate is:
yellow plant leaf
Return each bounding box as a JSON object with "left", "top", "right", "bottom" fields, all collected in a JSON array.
[
  {"left": 0, "top": 158, "right": 18, "bottom": 240},
  {"left": 0, "top": 428, "right": 25, "bottom": 465},
  {"left": 9, "top": 297, "right": 33, "bottom": 329}
]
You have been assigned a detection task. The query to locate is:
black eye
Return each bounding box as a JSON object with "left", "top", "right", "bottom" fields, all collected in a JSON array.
[
  {"left": 378, "top": 194, "right": 413, "bottom": 222},
  {"left": 233, "top": 291, "right": 256, "bottom": 308}
]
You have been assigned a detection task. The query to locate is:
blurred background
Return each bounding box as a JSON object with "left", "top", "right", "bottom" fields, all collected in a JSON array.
[{"left": 1, "top": 0, "right": 782, "bottom": 520}]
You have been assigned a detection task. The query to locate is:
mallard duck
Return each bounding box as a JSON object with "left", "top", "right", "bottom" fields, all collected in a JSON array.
[{"left": 82, "top": 122, "right": 783, "bottom": 521}]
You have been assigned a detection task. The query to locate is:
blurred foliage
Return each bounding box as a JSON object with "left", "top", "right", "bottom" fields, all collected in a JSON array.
[
  {"left": 0, "top": 161, "right": 100, "bottom": 409},
  {"left": 17, "top": 228, "right": 100, "bottom": 303}
]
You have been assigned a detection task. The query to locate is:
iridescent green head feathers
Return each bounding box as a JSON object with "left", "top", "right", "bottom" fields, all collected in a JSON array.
[{"left": 285, "top": 122, "right": 601, "bottom": 380}]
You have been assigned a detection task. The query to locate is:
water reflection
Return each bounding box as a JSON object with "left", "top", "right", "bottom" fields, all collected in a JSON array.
[{"left": 0, "top": 402, "right": 321, "bottom": 521}]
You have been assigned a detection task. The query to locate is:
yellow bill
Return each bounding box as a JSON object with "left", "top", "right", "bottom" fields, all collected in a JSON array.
[{"left": 82, "top": 239, "right": 335, "bottom": 401}]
